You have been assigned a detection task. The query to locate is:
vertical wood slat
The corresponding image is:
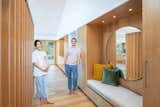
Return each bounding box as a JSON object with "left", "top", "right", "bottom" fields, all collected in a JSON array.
[
  {"left": 126, "top": 32, "right": 142, "bottom": 80},
  {"left": 9, "top": 0, "right": 16, "bottom": 106},
  {"left": 16, "top": 0, "right": 20, "bottom": 106},
  {"left": 20, "top": 0, "right": 23, "bottom": 106},
  {"left": 1, "top": 0, "right": 34, "bottom": 107},
  {"left": 2, "top": 0, "right": 10, "bottom": 106},
  {"left": 23, "top": 1, "right": 26, "bottom": 106},
  {"left": 0, "top": 0, "right": 2, "bottom": 106}
]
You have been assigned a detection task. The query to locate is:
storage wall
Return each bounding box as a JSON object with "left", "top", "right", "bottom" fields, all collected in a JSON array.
[
  {"left": 143, "top": 0, "right": 160, "bottom": 106},
  {"left": 1, "top": 0, "right": 34, "bottom": 107}
]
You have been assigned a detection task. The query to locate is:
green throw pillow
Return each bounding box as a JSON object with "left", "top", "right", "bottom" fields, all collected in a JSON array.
[{"left": 102, "top": 68, "right": 122, "bottom": 86}]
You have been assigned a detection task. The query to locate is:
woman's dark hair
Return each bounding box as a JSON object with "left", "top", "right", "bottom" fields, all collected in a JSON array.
[
  {"left": 34, "top": 40, "right": 41, "bottom": 47},
  {"left": 71, "top": 37, "right": 77, "bottom": 42}
]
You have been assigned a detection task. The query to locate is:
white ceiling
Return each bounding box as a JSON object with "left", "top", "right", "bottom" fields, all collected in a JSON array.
[
  {"left": 28, "top": 0, "right": 128, "bottom": 40},
  {"left": 28, "top": 0, "right": 66, "bottom": 39}
]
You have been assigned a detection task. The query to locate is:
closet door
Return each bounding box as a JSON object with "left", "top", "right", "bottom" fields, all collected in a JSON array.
[{"left": 143, "top": 0, "right": 160, "bottom": 107}]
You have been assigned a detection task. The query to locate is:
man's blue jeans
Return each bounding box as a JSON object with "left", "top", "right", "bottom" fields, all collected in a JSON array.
[{"left": 65, "top": 64, "right": 78, "bottom": 91}]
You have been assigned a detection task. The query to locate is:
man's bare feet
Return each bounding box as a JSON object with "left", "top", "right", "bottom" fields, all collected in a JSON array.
[
  {"left": 73, "top": 91, "right": 77, "bottom": 95},
  {"left": 67, "top": 90, "right": 72, "bottom": 95}
]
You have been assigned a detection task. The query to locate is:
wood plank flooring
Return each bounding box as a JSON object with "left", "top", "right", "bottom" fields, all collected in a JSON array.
[{"left": 32, "top": 65, "right": 96, "bottom": 107}]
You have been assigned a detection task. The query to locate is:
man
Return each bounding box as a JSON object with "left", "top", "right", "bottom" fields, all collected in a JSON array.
[
  {"left": 64, "top": 37, "right": 81, "bottom": 94},
  {"left": 32, "top": 40, "right": 52, "bottom": 104}
]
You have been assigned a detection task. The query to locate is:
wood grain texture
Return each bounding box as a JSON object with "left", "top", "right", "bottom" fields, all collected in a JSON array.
[
  {"left": 59, "top": 39, "right": 64, "bottom": 57},
  {"left": 86, "top": 25, "right": 103, "bottom": 79},
  {"left": 126, "top": 32, "right": 143, "bottom": 80},
  {"left": 1, "top": 0, "right": 34, "bottom": 106},
  {"left": 143, "top": 0, "right": 160, "bottom": 106},
  {"left": 104, "top": 26, "right": 116, "bottom": 65},
  {"left": 90, "top": 0, "right": 142, "bottom": 27},
  {"left": 32, "top": 65, "right": 95, "bottom": 107},
  {"left": 0, "top": 0, "right": 2, "bottom": 106}
]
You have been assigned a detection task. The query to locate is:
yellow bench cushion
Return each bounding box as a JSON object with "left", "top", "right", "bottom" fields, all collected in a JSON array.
[
  {"left": 93, "top": 64, "right": 115, "bottom": 80},
  {"left": 93, "top": 64, "right": 106, "bottom": 80}
]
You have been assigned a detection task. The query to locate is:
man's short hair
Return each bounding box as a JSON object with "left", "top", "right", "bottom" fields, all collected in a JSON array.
[
  {"left": 34, "top": 40, "right": 41, "bottom": 47},
  {"left": 71, "top": 37, "right": 77, "bottom": 42}
]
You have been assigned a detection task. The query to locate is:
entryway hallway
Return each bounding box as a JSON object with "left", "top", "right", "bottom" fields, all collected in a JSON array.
[{"left": 32, "top": 65, "right": 95, "bottom": 107}]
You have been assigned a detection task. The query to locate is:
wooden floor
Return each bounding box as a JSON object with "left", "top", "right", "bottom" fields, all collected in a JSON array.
[{"left": 32, "top": 65, "right": 96, "bottom": 107}]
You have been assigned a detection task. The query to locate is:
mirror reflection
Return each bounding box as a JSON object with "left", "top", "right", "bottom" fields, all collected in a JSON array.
[{"left": 116, "top": 26, "right": 142, "bottom": 80}]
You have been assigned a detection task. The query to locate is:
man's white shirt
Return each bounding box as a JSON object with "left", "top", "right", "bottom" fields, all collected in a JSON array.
[{"left": 66, "top": 46, "right": 81, "bottom": 65}]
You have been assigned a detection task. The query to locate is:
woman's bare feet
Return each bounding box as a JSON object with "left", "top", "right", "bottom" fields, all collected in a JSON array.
[
  {"left": 44, "top": 99, "right": 54, "bottom": 104},
  {"left": 40, "top": 98, "right": 45, "bottom": 105},
  {"left": 46, "top": 100, "right": 54, "bottom": 104}
]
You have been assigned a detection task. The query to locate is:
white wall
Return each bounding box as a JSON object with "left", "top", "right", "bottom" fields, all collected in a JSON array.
[{"left": 57, "top": 0, "right": 128, "bottom": 39}]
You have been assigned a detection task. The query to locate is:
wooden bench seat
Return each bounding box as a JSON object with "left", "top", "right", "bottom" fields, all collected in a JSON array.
[{"left": 82, "top": 80, "right": 143, "bottom": 107}]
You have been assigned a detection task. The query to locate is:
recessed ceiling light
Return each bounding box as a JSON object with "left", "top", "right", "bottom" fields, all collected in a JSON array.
[
  {"left": 129, "top": 8, "right": 133, "bottom": 12},
  {"left": 113, "top": 16, "right": 116, "bottom": 19},
  {"left": 102, "top": 20, "right": 105, "bottom": 23}
]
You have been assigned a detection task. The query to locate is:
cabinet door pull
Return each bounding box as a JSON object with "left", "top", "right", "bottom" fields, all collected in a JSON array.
[{"left": 144, "top": 60, "right": 148, "bottom": 88}]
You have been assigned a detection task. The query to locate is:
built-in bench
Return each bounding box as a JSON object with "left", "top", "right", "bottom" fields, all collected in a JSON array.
[{"left": 84, "top": 80, "right": 142, "bottom": 107}]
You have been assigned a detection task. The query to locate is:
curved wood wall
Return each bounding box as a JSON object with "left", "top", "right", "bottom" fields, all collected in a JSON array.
[
  {"left": 102, "top": 15, "right": 142, "bottom": 64},
  {"left": 102, "top": 15, "right": 143, "bottom": 95},
  {"left": 1, "top": 0, "right": 34, "bottom": 107},
  {"left": 105, "top": 30, "right": 116, "bottom": 65}
]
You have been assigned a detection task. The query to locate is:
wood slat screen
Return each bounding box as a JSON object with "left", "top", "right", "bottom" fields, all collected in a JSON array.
[{"left": 1, "top": 0, "right": 34, "bottom": 106}]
